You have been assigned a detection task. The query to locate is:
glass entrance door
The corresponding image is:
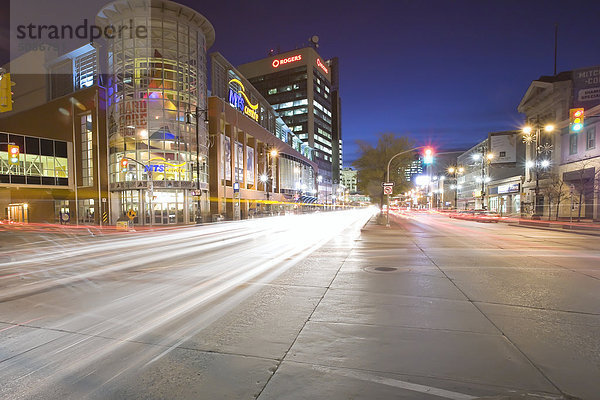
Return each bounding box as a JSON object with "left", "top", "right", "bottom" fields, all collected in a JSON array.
[
  {"left": 149, "top": 190, "right": 186, "bottom": 225},
  {"left": 7, "top": 203, "right": 29, "bottom": 223}
]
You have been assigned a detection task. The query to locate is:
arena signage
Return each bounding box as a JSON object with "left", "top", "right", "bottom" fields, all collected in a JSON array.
[
  {"left": 144, "top": 157, "right": 186, "bottom": 173},
  {"left": 228, "top": 79, "right": 259, "bottom": 122}
]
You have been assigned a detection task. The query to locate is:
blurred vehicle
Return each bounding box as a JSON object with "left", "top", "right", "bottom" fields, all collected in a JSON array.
[
  {"left": 449, "top": 210, "right": 476, "bottom": 220},
  {"left": 474, "top": 211, "right": 501, "bottom": 223}
]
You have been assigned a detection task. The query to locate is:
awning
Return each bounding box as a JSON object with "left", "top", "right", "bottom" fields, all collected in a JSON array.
[{"left": 296, "top": 195, "right": 317, "bottom": 204}]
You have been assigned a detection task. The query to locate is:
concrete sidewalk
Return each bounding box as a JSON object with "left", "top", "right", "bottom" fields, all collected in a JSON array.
[{"left": 258, "top": 216, "right": 583, "bottom": 399}]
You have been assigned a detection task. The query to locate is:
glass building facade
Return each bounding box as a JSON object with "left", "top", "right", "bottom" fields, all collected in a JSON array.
[
  {"left": 97, "top": 0, "right": 214, "bottom": 224},
  {"left": 0, "top": 132, "right": 69, "bottom": 186}
]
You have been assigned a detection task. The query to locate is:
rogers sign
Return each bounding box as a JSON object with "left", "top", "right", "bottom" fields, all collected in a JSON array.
[{"left": 272, "top": 54, "right": 302, "bottom": 68}]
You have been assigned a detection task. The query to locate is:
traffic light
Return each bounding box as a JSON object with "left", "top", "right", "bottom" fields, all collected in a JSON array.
[
  {"left": 570, "top": 108, "right": 584, "bottom": 133},
  {"left": 119, "top": 157, "right": 129, "bottom": 171},
  {"left": 7, "top": 144, "right": 19, "bottom": 165},
  {"left": 0, "top": 72, "right": 15, "bottom": 113},
  {"left": 423, "top": 148, "right": 434, "bottom": 165}
]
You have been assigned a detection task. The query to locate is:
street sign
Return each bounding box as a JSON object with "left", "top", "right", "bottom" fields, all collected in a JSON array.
[
  {"left": 383, "top": 186, "right": 393, "bottom": 195},
  {"left": 233, "top": 182, "right": 240, "bottom": 193},
  {"left": 60, "top": 211, "right": 70, "bottom": 223},
  {"left": 382, "top": 182, "right": 394, "bottom": 187},
  {"left": 127, "top": 209, "right": 137, "bottom": 220}
]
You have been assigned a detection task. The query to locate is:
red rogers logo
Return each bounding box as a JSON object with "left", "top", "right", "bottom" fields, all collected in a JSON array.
[
  {"left": 316, "top": 58, "right": 329, "bottom": 74},
  {"left": 272, "top": 55, "right": 302, "bottom": 68}
]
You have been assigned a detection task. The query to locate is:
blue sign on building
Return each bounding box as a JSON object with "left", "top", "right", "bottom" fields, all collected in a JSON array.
[{"left": 228, "top": 88, "right": 245, "bottom": 112}]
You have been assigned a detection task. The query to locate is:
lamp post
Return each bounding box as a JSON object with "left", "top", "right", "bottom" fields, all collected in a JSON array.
[
  {"left": 261, "top": 147, "right": 278, "bottom": 214},
  {"left": 185, "top": 106, "right": 209, "bottom": 224},
  {"left": 447, "top": 166, "right": 464, "bottom": 209},
  {"left": 385, "top": 146, "right": 428, "bottom": 227},
  {"left": 471, "top": 149, "right": 493, "bottom": 210},
  {"left": 522, "top": 121, "right": 554, "bottom": 218}
]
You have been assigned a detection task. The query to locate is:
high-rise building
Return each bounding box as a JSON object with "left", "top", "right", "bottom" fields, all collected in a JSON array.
[
  {"left": 404, "top": 157, "right": 423, "bottom": 183},
  {"left": 237, "top": 47, "right": 341, "bottom": 203}
]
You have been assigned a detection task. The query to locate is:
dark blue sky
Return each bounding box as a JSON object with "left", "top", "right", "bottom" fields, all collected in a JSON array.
[
  {"left": 186, "top": 0, "right": 600, "bottom": 164},
  {"left": 2, "top": 0, "right": 600, "bottom": 165}
]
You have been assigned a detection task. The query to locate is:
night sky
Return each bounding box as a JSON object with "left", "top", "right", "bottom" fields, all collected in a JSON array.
[{"left": 2, "top": 0, "right": 600, "bottom": 165}]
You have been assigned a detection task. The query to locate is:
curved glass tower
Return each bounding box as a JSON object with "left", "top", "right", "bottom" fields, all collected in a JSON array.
[{"left": 97, "top": 0, "right": 214, "bottom": 224}]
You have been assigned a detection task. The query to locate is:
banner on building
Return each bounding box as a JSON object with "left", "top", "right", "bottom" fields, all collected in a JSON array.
[
  {"left": 489, "top": 132, "right": 517, "bottom": 164},
  {"left": 235, "top": 141, "right": 244, "bottom": 182},
  {"left": 223, "top": 135, "right": 231, "bottom": 181},
  {"left": 247, "top": 147, "right": 254, "bottom": 184}
]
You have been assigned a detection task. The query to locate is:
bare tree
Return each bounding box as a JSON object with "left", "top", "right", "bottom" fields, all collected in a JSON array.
[
  {"left": 565, "top": 156, "right": 600, "bottom": 222},
  {"left": 540, "top": 173, "right": 568, "bottom": 220}
]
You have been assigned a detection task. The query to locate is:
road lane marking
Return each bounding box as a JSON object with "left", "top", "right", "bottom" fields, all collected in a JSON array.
[
  {"left": 0, "top": 317, "right": 44, "bottom": 333},
  {"left": 310, "top": 365, "right": 477, "bottom": 400}
]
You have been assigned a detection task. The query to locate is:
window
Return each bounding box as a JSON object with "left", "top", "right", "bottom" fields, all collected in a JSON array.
[
  {"left": 81, "top": 114, "right": 94, "bottom": 186},
  {"left": 586, "top": 127, "right": 596, "bottom": 150},
  {"left": 0, "top": 133, "right": 69, "bottom": 186},
  {"left": 74, "top": 50, "right": 97, "bottom": 89},
  {"left": 569, "top": 134, "right": 578, "bottom": 155}
]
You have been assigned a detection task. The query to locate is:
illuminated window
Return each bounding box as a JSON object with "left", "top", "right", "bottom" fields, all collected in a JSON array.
[
  {"left": 74, "top": 50, "right": 97, "bottom": 89},
  {"left": 81, "top": 114, "right": 94, "bottom": 186}
]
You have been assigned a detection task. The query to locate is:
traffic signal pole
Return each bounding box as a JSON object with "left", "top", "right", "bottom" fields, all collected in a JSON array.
[{"left": 385, "top": 146, "right": 428, "bottom": 227}]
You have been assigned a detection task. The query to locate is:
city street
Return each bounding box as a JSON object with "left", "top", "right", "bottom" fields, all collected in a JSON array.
[{"left": 1, "top": 210, "right": 599, "bottom": 399}]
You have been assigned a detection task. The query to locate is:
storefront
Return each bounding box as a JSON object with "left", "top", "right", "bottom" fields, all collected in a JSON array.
[
  {"left": 488, "top": 182, "right": 521, "bottom": 215},
  {"left": 0, "top": 86, "right": 109, "bottom": 225}
]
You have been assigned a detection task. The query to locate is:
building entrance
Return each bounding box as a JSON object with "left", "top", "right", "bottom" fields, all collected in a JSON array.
[{"left": 7, "top": 203, "right": 29, "bottom": 223}]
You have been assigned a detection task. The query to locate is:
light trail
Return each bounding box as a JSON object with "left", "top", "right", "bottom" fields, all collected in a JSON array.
[{"left": 0, "top": 209, "right": 375, "bottom": 399}]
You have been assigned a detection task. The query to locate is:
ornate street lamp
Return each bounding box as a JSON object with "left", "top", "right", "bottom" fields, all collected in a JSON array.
[{"left": 522, "top": 121, "right": 554, "bottom": 218}]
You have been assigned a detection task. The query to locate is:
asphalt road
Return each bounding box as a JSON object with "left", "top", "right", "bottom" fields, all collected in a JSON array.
[{"left": 0, "top": 209, "right": 598, "bottom": 399}]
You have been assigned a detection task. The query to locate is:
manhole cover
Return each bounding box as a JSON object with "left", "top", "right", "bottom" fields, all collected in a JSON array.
[{"left": 373, "top": 267, "right": 397, "bottom": 272}]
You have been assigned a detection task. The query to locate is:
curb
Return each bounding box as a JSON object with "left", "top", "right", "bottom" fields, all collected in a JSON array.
[{"left": 509, "top": 223, "right": 600, "bottom": 237}]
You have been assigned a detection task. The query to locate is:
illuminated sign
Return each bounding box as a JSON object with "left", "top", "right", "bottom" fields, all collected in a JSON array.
[
  {"left": 144, "top": 157, "right": 186, "bottom": 173},
  {"left": 498, "top": 183, "right": 519, "bottom": 194},
  {"left": 228, "top": 78, "right": 259, "bottom": 122},
  {"left": 316, "top": 58, "right": 329, "bottom": 74},
  {"left": 272, "top": 54, "right": 302, "bottom": 68}
]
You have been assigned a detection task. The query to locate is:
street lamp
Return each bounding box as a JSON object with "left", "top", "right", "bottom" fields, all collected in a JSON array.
[
  {"left": 262, "top": 147, "right": 278, "bottom": 214},
  {"left": 522, "top": 120, "right": 555, "bottom": 218},
  {"left": 470, "top": 147, "right": 493, "bottom": 210},
  {"left": 185, "top": 107, "right": 209, "bottom": 224},
  {"left": 447, "top": 166, "right": 464, "bottom": 209},
  {"left": 385, "top": 146, "right": 430, "bottom": 227}
]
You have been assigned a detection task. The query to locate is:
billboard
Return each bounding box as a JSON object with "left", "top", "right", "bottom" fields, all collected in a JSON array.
[
  {"left": 490, "top": 133, "right": 517, "bottom": 164},
  {"left": 573, "top": 66, "right": 600, "bottom": 109}
]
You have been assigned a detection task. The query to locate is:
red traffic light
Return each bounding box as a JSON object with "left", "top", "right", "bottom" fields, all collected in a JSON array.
[
  {"left": 423, "top": 147, "right": 434, "bottom": 165},
  {"left": 7, "top": 144, "right": 19, "bottom": 165},
  {"left": 570, "top": 108, "right": 584, "bottom": 133}
]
